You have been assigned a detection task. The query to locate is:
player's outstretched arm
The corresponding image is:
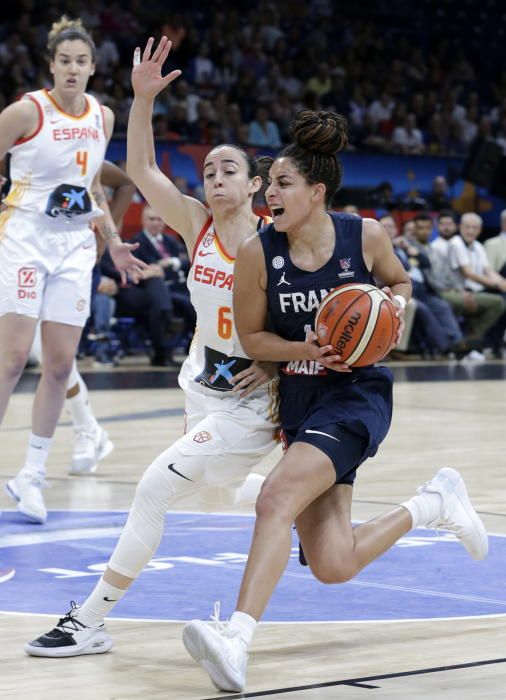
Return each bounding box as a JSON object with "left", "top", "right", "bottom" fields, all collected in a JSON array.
[{"left": 126, "top": 36, "right": 208, "bottom": 249}]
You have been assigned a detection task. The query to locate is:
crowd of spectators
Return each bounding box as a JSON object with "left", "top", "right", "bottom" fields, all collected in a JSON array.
[
  {"left": 2, "top": 0, "right": 506, "bottom": 158},
  {"left": 378, "top": 209, "right": 506, "bottom": 360},
  {"left": 2, "top": 1, "right": 505, "bottom": 364}
]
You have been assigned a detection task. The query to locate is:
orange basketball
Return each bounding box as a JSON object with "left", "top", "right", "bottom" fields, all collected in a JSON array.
[{"left": 315, "top": 283, "right": 400, "bottom": 367}]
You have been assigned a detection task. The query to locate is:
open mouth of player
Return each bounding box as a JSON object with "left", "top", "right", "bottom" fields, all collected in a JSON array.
[{"left": 271, "top": 207, "right": 285, "bottom": 220}]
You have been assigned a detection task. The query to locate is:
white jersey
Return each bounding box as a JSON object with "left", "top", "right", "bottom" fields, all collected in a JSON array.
[
  {"left": 5, "top": 89, "right": 107, "bottom": 229},
  {"left": 177, "top": 214, "right": 279, "bottom": 470},
  {"left": 179, "top": 214, "right": 272, "bottom": 393}
]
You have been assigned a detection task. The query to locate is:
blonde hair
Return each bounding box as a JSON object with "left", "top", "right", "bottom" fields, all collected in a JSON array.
[{"left": 47, "top": 16, "right": 96, "bottom": 61}]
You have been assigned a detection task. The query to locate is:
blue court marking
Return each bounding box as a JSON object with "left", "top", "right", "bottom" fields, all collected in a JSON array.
[{"left": 0, "top": 510, "right": 504, "bottom": 623}]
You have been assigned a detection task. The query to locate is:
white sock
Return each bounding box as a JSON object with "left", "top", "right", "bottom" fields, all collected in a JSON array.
[
  {"left": 229, "top": 611, "right": 257, "bottom": 647},
  {"left": 401, "top": 491, "right": 442, "bottom": 529},
  {"left": 66, "top": 372, "right": 99, "bottom": 434},
  {"left": 21, "top": 433, "right": 52, "bottom": 475},
  {"left": 77, "top": 578, "right": 127, "bottom": 628}
]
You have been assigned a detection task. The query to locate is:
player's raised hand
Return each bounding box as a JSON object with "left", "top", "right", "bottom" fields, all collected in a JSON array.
[{"left": 131, "top": 36, "right": 181, "bottom": 99}]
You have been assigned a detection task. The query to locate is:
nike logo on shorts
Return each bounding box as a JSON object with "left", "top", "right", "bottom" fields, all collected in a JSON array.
[
  {"left": 168, "top": 463, "right": 193, "bottom": 481},
  {"left": 103, "top": 597, "right": 117, "bottom": 602},
  {"left": 304, "top": 429, "right": 341, "bottom": 442}
]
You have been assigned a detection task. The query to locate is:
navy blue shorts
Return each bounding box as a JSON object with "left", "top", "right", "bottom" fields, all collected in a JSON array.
[
  {"left": 282, "top": 422, "right": 367, "bottom": 485},
  {"left": 279, "top": 366, "right": 394, "bottom": 486}
]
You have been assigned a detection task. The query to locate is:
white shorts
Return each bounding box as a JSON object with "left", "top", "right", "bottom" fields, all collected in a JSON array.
[
  {"left": 177, "top": 357, "right": 279, "bottom": 486},
  {"left": 0, "top": 208, "right": 96, "bottom": 327}
]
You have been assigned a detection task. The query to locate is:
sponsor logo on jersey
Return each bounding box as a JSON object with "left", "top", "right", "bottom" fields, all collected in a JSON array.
[
  {"left": 18, "top": 267, "right": 36, "bottom": 287},
  {"left": 193, "top": 264, "right": 233, "bottom": 290},
  {"left": 52, "top": 126, "right": 101, "bottom": 142},
  {"left": 272, "top": 255, "right": 284, "bottom": 269},
  {"left": 17, "top": 267, "right": 37, "bottom": 299},
  {"left": 277, "top": 272, "right": 291, "bottom": 286},
  {"left": 282, "top": 359, "right": 327, "bottom": 376},
  {"left": 193, "top": 431, "right": 212, "bottom": 443},
  {"left": 201, "top": 230, "right": 215, "bottom": 248},
  {"left": 338, "top": 257, "right": 355, "bottom": 279},
  {"left": 279, "top": 288, "right": 330, "bottom": 313}
]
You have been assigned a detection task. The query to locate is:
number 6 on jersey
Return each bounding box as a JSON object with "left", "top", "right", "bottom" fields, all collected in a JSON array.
[{"left": 218, "top": 306, "right": 232, "bottom": 339}]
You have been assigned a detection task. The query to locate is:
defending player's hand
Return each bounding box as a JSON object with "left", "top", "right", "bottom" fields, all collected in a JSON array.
[
  {"left": 109, "top": 239, "right": 149, "bottom": 285},
  {"left": 132, "top": 37, "right": 182, "bottom": 99},
  {"left": 231, "top": 361, "right": 276, "bottom": 398}
]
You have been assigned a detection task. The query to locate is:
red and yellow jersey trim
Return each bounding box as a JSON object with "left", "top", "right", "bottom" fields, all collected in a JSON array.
[
  {"left": 43, "top": 89, "right": 91, "bottom": 120},
  {"left": 14, "top": 95, "right": 44, "bottom": 145}
]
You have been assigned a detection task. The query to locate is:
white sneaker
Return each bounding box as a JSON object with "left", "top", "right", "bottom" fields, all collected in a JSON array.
[
  {"left": 5, "top": 471, "right": 47, "bottom": 524},
  {"left": 70, "top": 426, "right": 114, "bottom": 475},
  {"left": 416, "top": 467, "right": 488, "bottom": 560},
  {"left": 24, "top": 601, "right": 112, "bottom": 657},
  {"left": 460, "top": 349, "right": 486, "bottom": 363},
  {"left": 183, "top": 604, "right": 248, "bottom": 692}
]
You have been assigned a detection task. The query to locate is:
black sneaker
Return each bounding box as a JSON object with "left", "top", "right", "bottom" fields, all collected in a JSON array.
[
  {"left": 299, "top": 542, "right": 308, "bottom": 566},
  {"left": 24, "top": 602, "right": 113, "bottom": 657}
]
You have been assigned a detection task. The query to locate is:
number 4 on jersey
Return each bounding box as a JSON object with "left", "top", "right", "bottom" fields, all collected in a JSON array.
[{"left": 76, "top": 150, "right": 88, "bottom": 176}]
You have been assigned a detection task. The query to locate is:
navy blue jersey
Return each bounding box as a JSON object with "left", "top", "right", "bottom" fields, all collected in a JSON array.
[
  {"left": 259, "top": 211, "right": 374, "bottom": 387},
  {"left": 259, "top": 211, "right": 394, "bottom": 476}
]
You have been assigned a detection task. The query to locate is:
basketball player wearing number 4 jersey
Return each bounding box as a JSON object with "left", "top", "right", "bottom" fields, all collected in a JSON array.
[{"left": 0, "top": 87, "right": 106, "bottom": 325}]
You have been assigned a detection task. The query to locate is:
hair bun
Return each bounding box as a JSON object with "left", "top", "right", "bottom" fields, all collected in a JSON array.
[{"left": 289, "top": 110, "right": 347, "bottom": 155}]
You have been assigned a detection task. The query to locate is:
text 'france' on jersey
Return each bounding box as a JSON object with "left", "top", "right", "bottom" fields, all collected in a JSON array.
[{"left": 259, "top": 212, "right": 374, "bottom": 380}]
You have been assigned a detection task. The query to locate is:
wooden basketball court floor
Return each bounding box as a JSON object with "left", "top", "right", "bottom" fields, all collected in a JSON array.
[{"left": 1, "top": 359, "right": 505, "bottom": 699}]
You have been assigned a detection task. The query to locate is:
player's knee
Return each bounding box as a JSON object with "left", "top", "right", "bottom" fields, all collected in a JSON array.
[
  {"left": 255, "top": 480, "right": 292, "bottom": 525},
  {"left": 310, "top": 559, "right": 358, "bottom": 585},
  {"left": 42, "top": 358, "right": 74, "bottom": 384},
  {"left": 1, "top": 349, "right": 30, "bottom": 380}
]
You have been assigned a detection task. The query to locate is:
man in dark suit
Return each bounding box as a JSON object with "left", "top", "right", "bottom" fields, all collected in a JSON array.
[
  {"left": 100, "top": 206, "right": 194, "bottom": 366},
  {"left": 131, "top": 206, "right": 196, "bottom": 356}
]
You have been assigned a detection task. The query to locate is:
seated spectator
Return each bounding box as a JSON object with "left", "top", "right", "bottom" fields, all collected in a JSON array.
[
  {"left": 426, "top": 176, "right": 452, "bottom": 212},
  {"left": 131, "top": 207, "right": 196, "bottom": 352},
  {"left": 431, "top": 209, "right": 457, "bottom": 256},
  {"left": 305, "top": 62, "right": 332, "bottom": 98},
  {"left": 392, "top": 114, "right": 425, "bottom": 154},
  {"left": 91, "top": 275, "right": 118, "bottom": 366},
  {"left": 371, "top": 181, "right": 399, "bottom": 210},
  {"left": 99, "top": 206, "right": 191, "bottom": 367},
  {"left": 448, "top": 213, "right": 506, "bottom": 357},
  {"left": 381, "top": 214, "right": 460, "bottom": 358},
  {"left": 368, "top": 90, "right": 395, "bottom": 126},
  {"left": 484, "top": 209, "right": 506, "bottom": 275},
  {"left": 247, "top": 106, "right": 282, "bottom": 148}
]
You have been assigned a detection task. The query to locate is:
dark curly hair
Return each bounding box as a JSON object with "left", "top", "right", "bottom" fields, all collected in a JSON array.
[{"left": 278, "top": 110, "right": 348, "bottom": 207}]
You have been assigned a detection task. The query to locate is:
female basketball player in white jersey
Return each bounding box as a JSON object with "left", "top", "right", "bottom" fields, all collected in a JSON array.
[
  {"left": 0, "top": 17, "right": 146, "bottom": 524},
  {"left": 27, "top": 161, "right": 137, "bottom": 476},
  {"left": 24, "top": 36, "right": 279, "bottom": 657}
]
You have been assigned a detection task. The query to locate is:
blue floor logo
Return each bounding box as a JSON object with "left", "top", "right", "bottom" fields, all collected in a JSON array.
[{"left": 1, "top": 510, "right": 504, "bottom": 622}]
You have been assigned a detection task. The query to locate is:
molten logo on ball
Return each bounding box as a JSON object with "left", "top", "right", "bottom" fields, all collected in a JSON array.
[
  {"left": 334, "top": 311, "right": 361, "bottom": 354},
  {"left": 315, "top": 283, "right": 399, "bottom": 367}
]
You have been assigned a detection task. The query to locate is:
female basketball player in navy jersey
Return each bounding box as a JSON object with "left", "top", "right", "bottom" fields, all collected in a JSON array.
[
  {"left": 182, "top": 110, "right": 489, "bottom": 693},
  {"left": 0, "top": 17, "right": 145, "bottom": 524},
  {"left": 24, "top": 36, "right": 279, "bottom": 658}
]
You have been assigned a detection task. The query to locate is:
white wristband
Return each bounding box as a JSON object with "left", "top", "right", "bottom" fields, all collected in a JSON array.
[{"left": 393, "top": 294, "right": 407, "bottom": 310}]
